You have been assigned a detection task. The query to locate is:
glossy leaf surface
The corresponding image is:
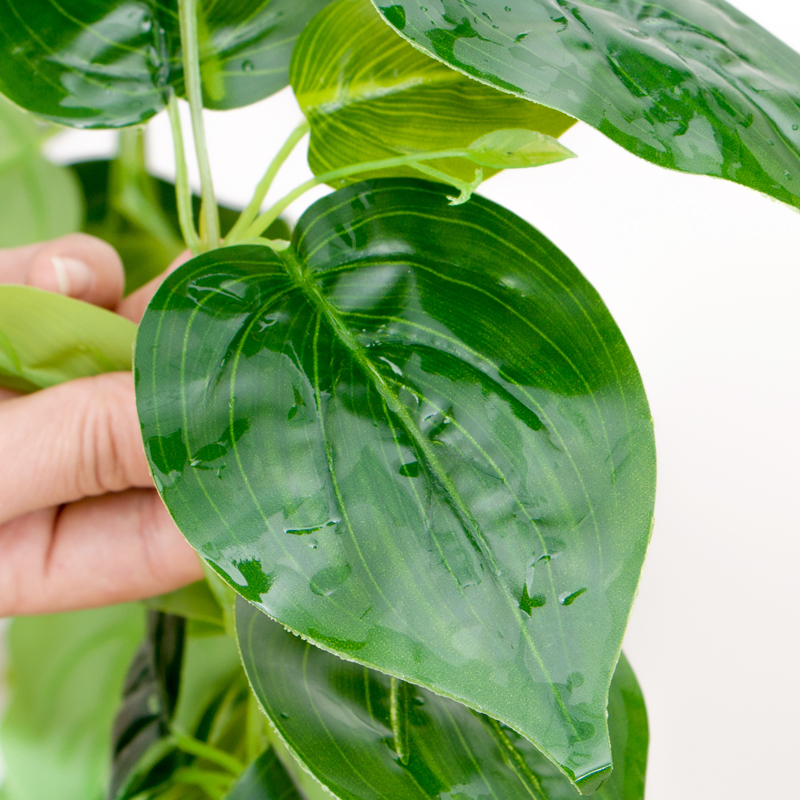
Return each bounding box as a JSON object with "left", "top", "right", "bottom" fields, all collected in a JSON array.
[
  {"left": 0, "top": 0, "right": 334, "bottom": 128},
  {"left": 0, "top": 96, "right": 82, "bottom": 246},
  {"left": 238, "top": 600, "right": 648, "bottom": 800},
  {"left": 225, "top": 749, "right": 302, "bottom": 800},
  {"left": 135, "top": 178, "right": 655, "bottom": 791},
  {"left": 0, "top": 286, "right": 136, "bottom": 393},
  {"left": 374, "top": 0, "right": 800, "bottom": 208},
  {"left": 291, "top": 0, "right": 574, "bottom": 186},
  {"left": 0, "top": 605, "right": 144, "bottom": 800}
]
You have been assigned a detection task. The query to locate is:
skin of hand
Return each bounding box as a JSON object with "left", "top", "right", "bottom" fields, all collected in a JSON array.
[{"left": 0, "top": 234, "right": 204, "bottom": 617}]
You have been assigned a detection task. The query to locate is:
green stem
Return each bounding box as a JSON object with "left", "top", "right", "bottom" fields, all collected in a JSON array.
[
  {"left": 178, "top": 0, "right": 220, "bottom": 250},
  {"left": 242, "top": 148, "right": 472, "bottom": 239},
  {"left": 171, "top": 729, "right": 246, "bottom": 776},
  {"left": 225, "top": 119, "right": 310, "bottom": 245},
  {"left": 167, "top": 93, "right": 201, "bottom": 253}
]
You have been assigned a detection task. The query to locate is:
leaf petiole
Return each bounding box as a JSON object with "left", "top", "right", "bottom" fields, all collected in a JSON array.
[
  {"left": 239, "top": 147, "right": 473, "bottom": 240},
  {"left": 171, "top": 728, "right": 246, "bottom": 776},
  {"left": 178, "top": 0, "right": 220, "bottom": 251},
  {"left": 225, "top": 119, "right": 310, "bottom": 245},
  {"left": 167, "top": 92, "right": 201, "bottom": 254}
]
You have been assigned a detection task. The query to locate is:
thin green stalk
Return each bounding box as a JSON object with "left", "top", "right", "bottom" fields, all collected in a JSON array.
[
  {"left": 171, "top": 728, "right": 246, "bottom": 775},
  {"left": 242, "top": 148, "right": 472, "bottom": 239},
  {"left": 178, "top": 0, "right": 220, "bottom": 250},
  {"left": 225, "top": 119, "right": 310, "bottom": 244},
  {"left": 167, "top": 93, "right": 201, "bottom": 253}
]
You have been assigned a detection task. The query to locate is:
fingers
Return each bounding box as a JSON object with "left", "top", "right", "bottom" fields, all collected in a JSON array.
[
  {"left": 0, "top": 490, "right": 205, "bottom": 616},
  {"left": 0, "top": 233, "right": 124, "bottom": 308},
  {"left": 0, "top": 372, "right": 153, "bottom": 525},
  {"left": 117, "top": 249, "right": 192, "bottom": 323}
]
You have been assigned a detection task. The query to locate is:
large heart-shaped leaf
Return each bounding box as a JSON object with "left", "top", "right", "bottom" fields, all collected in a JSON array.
[
  {"left": 291, "top": 0, "right": 574, "bottom": 187},
  {"left": 0, "top": 286, "right": 136, "bottom": 393},
  {"left": 0, "top": 605, "right": 144, "bottom": 800},
  {"left": 373, "top": 0, "right": 800, "bottom": 209},
  {"left": 237, "top": 598, "right": 648, "bottom": 800},
  {"left": 135, "top": 178, "right": 655, "bottom": 792},
  {"left": 0, "top": 95, "right": 82, "bottom": 246},
  {"left": 0, "top": 0, "right": 334, "bottom": 128}
]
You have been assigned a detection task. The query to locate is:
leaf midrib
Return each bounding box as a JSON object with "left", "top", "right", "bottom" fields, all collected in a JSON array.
[{"left": 277, "top": 248, "right": 577, "bottom": 732}]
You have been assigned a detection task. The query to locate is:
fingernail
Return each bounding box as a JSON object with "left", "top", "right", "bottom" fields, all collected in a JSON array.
[{"left": 51, "top": 256, "right": 95, "bottom": 298}]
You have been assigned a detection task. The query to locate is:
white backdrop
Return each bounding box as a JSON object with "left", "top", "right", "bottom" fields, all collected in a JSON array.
[{"left": 5, "top": 1, "right": 800, "bottom": 797}]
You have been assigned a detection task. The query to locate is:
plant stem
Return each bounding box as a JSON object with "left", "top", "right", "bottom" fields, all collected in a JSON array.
[
  {"left": 242, "top": 148, "right": 471, "bottom": 239},
  {"left": 178, "top": 0, "right": 220, "bottom": 250},
  {"left": 225, "top": 119, "right": 310, "bottom": 244},
  {"left": 167, "top": 92, "right": 201, "bottom": 253},
  {"left": 171, "top": 728, "right": 246, "bottom": 775}
]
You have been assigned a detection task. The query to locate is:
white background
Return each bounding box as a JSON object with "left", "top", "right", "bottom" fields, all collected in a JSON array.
[{"left": 4, "top": 1, "right": 800, "bottom": 797}]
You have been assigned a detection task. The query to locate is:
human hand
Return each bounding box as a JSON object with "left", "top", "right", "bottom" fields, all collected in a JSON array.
[{"left": 0, "top": 235, "right": 204, "bottom": 617}]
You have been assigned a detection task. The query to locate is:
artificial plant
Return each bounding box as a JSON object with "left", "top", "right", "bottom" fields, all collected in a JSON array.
[{"left": 0, "top": 0, "right": 798, "bottom": 798}]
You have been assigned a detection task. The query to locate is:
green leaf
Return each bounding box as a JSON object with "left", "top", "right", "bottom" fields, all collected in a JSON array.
[
  {"left": 291, "top": 0, "right": 575, "bottom": 187},
  {"left": 73, "top": 158, "right": 292, "bottom": 294},
  {"left": 373, "top": 0, "right": 800, "bottom": 210},
  {"left": 0, "top": 0, "right": 336, "bottom": 128},
  {"left": 238, "top": 599, "right": 648, "bottom": 800},
  {"left": 467, "top": 129, "right": 576, "bottom": 169},
  {"left": 225, "top": 749, "right": 302, "bottom": 800},
  {"left": 109, "top": 612, "right": 187, "bottom": 799},
  {"left": 112, "top": 618, "right": 248, "bottom": 799},
  {"left": 0, "top": 95, "right": 82, "bottom": 246},
  {"left": 0, "top": 605, "right": 145, "bottom": 800},
  {"left": 135, "top": 178, "right": 655, "bottom": 792},
  {"left": 143, "top": 580, "right": 226, "bottom": 627},
  {"left": 0, "top": 285, "right": 136, "bottom": 393}
]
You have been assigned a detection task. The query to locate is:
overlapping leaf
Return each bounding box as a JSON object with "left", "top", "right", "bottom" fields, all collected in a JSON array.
[
  {"left": 238, "top": 599, "right": 648, "bottom": 800},
  {"left": 291, "top": 0, "right": 574, "bottom": 187},
  {"left": 0, "top": 95, "right": 82, "bottom": 246},
  {"left": 135, "top": 178, "right": 655, "bottom": 791},
  {"left": 0, "top": 0, "right": 335, "bottom": 128},
  {"left": 373, "top": 0, "right": 800, "bottom": 208},
  {"left": 0, "top": 606, "right": 144, "bottom": 800}
]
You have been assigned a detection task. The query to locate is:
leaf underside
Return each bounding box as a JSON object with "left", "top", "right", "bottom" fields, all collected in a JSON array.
[
  {"left": 291, "top": 0, "right": 575, "bottom": 186},
  {"left": 373, "top": 0, "right": 800, "bottom": 209},
  {"left": 0, "top": 286, "right": 136, "bottom": 393},
  {"left": 135, "top": 178, "right": 655, "bottom": 792},
  {"left": 238, "top": 598, "right": 649, "bottom": 800},
  {"left": 0, "top": 0, "right": 335, "bottom": 128}
]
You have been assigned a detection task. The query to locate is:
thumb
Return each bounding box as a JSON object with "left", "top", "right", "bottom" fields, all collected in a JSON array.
[{"left": 0, "top": 372, "right": 153, "bottom": 525}]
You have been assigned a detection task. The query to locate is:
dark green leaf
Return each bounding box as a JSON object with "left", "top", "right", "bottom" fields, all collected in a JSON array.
[
  {"left": 225, "top": 749, "right": 302, "bottom": 800},
  {"left": 0, "top": 95, "right": 82, "bottom": 246},
  {"left": 237, "top": 599, "right": 648, "bottom": 800},
  {"left": 73, "top": 158, "right": 292, "bottom": 294},
  {"left": 135, "top": 178, "right": 655, "bottom": 792},
  {"left": 0, "top": 605, "right": 145, "bottom": 800},
  {"left": 291, "top": 0, "right": 574, "bottom": 186},
  {"left": 0, "top": 286, "right": 136, "bottom": 393},
  {"left": 112, "top": 619, "right": 248, "bottom": 799},
  {"left": 110, "top": 612, "right": 187, "bottom": 799},
  {"left": 0, "top": 0, "right": 335, "bottom": 128},
  {"left": 373, "top": 0, "right": 800, "bottom": 209}
]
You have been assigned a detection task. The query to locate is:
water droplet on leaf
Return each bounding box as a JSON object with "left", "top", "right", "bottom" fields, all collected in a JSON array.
[
  {"left": 242, "top": 59, "right": 254, "bottom": 72},
  {"left": 559, "top": 588, "right": 587, "bottom": 606}
]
